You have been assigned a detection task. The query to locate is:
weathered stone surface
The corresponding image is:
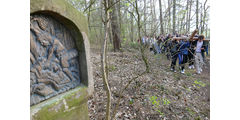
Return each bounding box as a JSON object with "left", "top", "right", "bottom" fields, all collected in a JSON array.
[
  {"left": 80, "top": 32, "right": 94, "bottom": 95},
  {"left": 31, "top": 0, "right": 94, "bottom": 95},
  {"left": 31, "top": 14, "right": 81, "bottom": 105},
  {"left": 31, "top": 86, "right": 89, "bottom": 120},
  {"left": 31, "top": 0, "right": 93, "bottom": 119}
]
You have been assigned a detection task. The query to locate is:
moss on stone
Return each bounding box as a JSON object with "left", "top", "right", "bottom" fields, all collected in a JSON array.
[{"left": 31, "top": 86, "right": 89, "bottom": 120}]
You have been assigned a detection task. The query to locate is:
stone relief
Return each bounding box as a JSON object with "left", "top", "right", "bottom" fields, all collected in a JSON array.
[{"left": 30, "top": 14, "right": 81, "bottom": 105}]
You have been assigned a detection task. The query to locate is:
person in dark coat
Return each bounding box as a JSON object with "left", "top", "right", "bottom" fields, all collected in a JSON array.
[
  {"left": 188, "top": 35, "right": 198, "bottom": 69},
  {"left": 170, "top": 38, "right": 180, "bottom": 72},
  {"left": 179, "top": 37, "right": 190, "bottom": 74}
]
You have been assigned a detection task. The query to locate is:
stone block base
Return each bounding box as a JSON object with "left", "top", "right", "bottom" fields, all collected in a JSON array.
[{"left": 31, "top": 86, "right": 89, "bottom": 120}]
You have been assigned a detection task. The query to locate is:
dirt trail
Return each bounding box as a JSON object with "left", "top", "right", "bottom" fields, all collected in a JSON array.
[{"left": 88, "top": 48, "right": 210, "bottom": 120}]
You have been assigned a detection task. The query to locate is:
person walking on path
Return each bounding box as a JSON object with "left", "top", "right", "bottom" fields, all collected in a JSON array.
[
  {"left": 188, "top": 39, "right": 196, "bottom": 69},
  {"left": 179, "top": 37, "right": 190, "bottom": 74},
  {"left": 195, "top": 35, "right": 205, "bottom": 74},
  {"left": 170, "top": 38, "right": 180, "bottom": 72}
]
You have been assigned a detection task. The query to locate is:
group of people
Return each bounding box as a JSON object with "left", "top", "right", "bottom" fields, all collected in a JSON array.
[{"left": 140, "top": 33, "right": 209, "bottom": 75}]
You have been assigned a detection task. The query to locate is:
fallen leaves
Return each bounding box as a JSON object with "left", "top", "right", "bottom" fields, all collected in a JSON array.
[{"left": 88, "top": 48, "right": 210, "bottom": 120}]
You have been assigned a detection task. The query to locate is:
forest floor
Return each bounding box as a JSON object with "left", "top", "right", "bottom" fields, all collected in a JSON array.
[{"left": 88, "top": 47, "right": 210, "bottom": 120}]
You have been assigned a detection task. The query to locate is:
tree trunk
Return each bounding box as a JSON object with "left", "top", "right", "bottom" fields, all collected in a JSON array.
[
  {"left": 118, "top": 0, "right": 121, "bottom": 32},
  {"left": 201, "top": 0, "right": 208, "bottom": 34},
  {"left": 185, "top": 0, "right": 189, "bottom": 34},
  {"left": 144, "top": 0, "right": 147, "bottom": 34},
  {"left": 180, "top": 0, "right": 189, "bottom": 34},
  {"left": 118, "top": 0, "right": 122, "bottom": 47},
  {"left": 172, "top": 0, "right": 176, "bottom": 34},
  {"left": 205, "top": 24, "right": 208, "bottom": 38},
  {"left": 101, "top": 0, "right": 111, "bottom": 119},
  {"left": 153, "top": 0, "right": 156, "bottom": 35},
  {"left": 109, "top": 22, "right": 113, "bottom": 44},
  {"left": 130, "top": 6, "right": 134, "bottom": 42},
  {"left": 135, "top": 0, "right": 150, "bottom": 73},
  {"left": 159, "top": 0, "right": 164, "bottom": 35},
  {"left": 188, "top": 0, "right": 192, "bottom": 33},
  {"left": 200, "top": 5, "right": 203, "bottom": 34},
  {"left": 150, "top": 0, "right": 153, "bottom": 34},
  {"left": 110, "top": 0, "right": 121, "bottom": 52},
  {"left": 100, "top": 0, "right": 103, "bottom": 49},
  {"left": 196, "top": 0, "right": 199, "bottom": 29},
  {"left": 168, "top": 0, "right": 171, "bottom": 34}
]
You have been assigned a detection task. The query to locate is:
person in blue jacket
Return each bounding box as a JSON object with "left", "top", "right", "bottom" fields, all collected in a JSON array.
[
  {"left": 178, "top": 37, "right": 190, "bottom": 74},
  {"left": 178, "top": 40, "right": 183, "bottom": 67}
]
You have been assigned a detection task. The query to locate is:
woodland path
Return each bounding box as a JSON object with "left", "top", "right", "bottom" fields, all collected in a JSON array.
[{"left": 88, "top": 48, "right": 210, "bottom": 120}]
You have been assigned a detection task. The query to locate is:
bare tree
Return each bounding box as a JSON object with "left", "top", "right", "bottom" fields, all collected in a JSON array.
[
  {"left": 196, "top": 0, "right": 199, "bottom": 29},
  {"left": 188, "top": 0, "right": 192, "bottom": 33},
  {"left": 201, "top": 0, "right": 209, "bottom": 34},
  {"left": 168, "top": 0, "right": 172, "bottom": 33},
  {"left": 200, "top": 4, "right": 203, "bottom": 34},
  {"left": 110, "top": 0, "right": 121, "bottom": 52},
  {"left": 101, "top": 0, "right": 111, "bottom": 119},
  {"left": 159, "top": 0, "right": 164, "bottom": 34},
  {"left": 172, "top": 0, "right": 176, "bottom": 34},
  {"left": 185, "top": 0, "right": 189, "bottom": 33},
  {"left": 130, "top": 5, "right": 134, "bottom": 42},
  {"left": 144, "top": 0, "right": 147, "bottom": 34}
]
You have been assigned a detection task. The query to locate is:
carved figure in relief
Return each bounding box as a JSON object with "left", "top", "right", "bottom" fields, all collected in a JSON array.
[
  {"left": 30, "top": 21, "right": 77, "bottom": 81},
  {"left": 30, "top": 17, "right": 79, "bottom": 98}
]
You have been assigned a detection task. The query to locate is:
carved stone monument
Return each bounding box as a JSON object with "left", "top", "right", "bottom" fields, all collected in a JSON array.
[
  {"left": 30, "top": 0, "right": 93, "bottom": 119},
  {"left": 30, "top": 14, "right": 82, "bottom": 105}
]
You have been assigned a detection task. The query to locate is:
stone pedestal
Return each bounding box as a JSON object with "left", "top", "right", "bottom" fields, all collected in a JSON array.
[{"left": 31, "top": 87, "right": 89, "bottom": 120}]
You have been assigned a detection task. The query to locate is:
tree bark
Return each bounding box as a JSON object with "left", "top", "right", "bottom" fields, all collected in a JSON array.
[
  {"left": 185, "top": 0, "right": 189, "bottom": 33},
  {"left": 196, "top": 0, "right": 199, "bottom": 29},
  {"left": 101, "top": 0, "right": 111, "bottom": 120},
  {"left": 168, "top": 0, "right": 172, "bottom": 34},
  {"left": 100, "top": 0, "right": 103, "bottom": 49},
  {"left": 172, "top": 0, "right": 176, "bottom": 34},
  {"left": 150, "top": 0, "right": 153, "bottom": 34},
  {"left": 200, "top": 4, "right": 203, "bottom": 34},
  {"left": 153, "top": 0, "right": 156, "bottom": 35},
  {"left": 205, "top": 24, "right": 208, "bottom": 38},
  {"left": 118, "top": 0, "right": 121, "bottom": 32},
  {"left": 188, "top": 0, "right": 192, "bottom": 33},
  {"left": 201, "top": 0, "right": 208, "bottom": 34},
  {"left": 110, "top": 0, "right": 121, "bottom": 52},
  {"left": 135, "top": 0, "right": 150, "bottom": 72},
  {"left": 130, "top": 6, "right": 134, "bottom": 42},
  {"left": 159, "top": 0, "right": 164, "bottom": 35},
  {"left": 144, "top": 0, "right": 147, "bottom": 34}
]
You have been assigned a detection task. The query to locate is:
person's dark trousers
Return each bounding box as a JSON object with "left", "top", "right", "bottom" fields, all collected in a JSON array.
[
  {"left": 206, "top": 45, "right": 209, "bottom": 55},
  {"left": 171, "top": 53, "right": 178, "bottom": 70},
  {"left": 201, "top": 51, "right": 205, "bottom": 61},
  {"left": 181, "top": 54, "right": 188, "bottom": 70}
]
